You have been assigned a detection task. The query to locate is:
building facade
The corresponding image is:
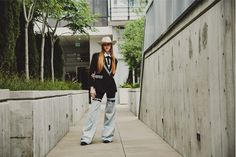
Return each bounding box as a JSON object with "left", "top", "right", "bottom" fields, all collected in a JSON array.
[{"left": 54, "top": 0, "right": 146, "bottom": 102}]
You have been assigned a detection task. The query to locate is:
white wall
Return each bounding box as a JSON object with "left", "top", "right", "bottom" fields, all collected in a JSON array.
[
  {"left": 89, "top": 37, "right": 102, "bottom": 61},
  {"left": 112, "top": 27, "right": 129, "bottom": 87},
  {"left": 115, "top": 59, "right": 129, "bottom": 86}
]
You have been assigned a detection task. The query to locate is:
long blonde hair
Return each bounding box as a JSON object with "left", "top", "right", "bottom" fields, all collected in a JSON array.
[{"left": 97, "top": 45, "right": 116, "bottom": 75}]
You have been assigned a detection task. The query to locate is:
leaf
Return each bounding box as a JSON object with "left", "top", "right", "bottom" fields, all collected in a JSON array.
[{"left": 119, "top": 18, "right": 144, "bottom": 71}]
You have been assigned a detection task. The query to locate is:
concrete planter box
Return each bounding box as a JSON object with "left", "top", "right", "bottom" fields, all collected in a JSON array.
[
  {"left": 9, "top": 90, "right": 88, "bottom": 157},
  {"left": 128, "top": 88, "right": 140, "bottom": 117},
  {"left": 0, "top": 89, "right": 10, "bottom": 157},
  {"left": 119, "top": 88, "right": 131, "bottom": 105}
]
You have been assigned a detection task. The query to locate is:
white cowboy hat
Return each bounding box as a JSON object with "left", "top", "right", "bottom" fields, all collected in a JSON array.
[{"left": 98, "top": 36, "right": 117, "bottom": 45}]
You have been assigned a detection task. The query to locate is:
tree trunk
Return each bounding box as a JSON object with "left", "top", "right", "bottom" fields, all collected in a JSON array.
[
  {"left": 25, "top": 22, "right": 30, "bottom": 81},
  {"left": 126, "top": 68, "right": 133, "bottom": 84},
  {"left": 132, "top": 68, "right": 135, "bottom": 84},
  {"left": 48, "top": 20, "right": 59, "bottom": 83},
  {"left": 51, "top": 38, "right": 55, "bottom": 82},
  {"left": 23, "top": 0, "right": 35, "bottom": 81},
  {"left": 40, "top": 14, "right": 46, "bottom": 82},
  {"left": 40, "top": 32, "right": 45, "bottom": 82}
]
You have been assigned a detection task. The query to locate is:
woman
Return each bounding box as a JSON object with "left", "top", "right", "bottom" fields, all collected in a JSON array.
[{"left": 80, "top": 36, "right": 118, "bottom": 145}]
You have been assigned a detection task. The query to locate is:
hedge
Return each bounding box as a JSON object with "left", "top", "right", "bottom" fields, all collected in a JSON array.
[{"left": 0, "top": 0, "right": 21, "bottom": 73}]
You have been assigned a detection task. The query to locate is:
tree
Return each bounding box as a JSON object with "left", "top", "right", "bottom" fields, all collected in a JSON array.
[
  {"left": 35, "top": 33, "right": 64, "bottom": 80},
  {"left": 22, "top": 0, "right": 37, "bottom": 80},
  {"left": 0, "top": 0, "right": 21, "bottom": 74},
  {"left": 16, "top": 10, "right": 39, "bottom": 78},
  {"left": 132, "top": 0, "right": 148, "bottom": 16},
  {"left": 46, "top": 0, "right": 63, "bottom": 82},
  {"left": 62, "top": 0, "right": 94, "bottom": 34},
  {"left": 47, "top": 0, "right": 94, "bottom": 82},
  {"left": 120, "top": 18, "right": 145, "bottom": 83},
  {"left": 34, "top": 0, "right": 50, "bottom": 82},
  {"left": 35, "top": 0, "right": 94, "bottom": 82}
]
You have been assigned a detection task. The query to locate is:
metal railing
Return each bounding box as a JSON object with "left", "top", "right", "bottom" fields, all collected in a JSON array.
[{"left": 109, "top": 6, "right": 141, "bottom": 21}]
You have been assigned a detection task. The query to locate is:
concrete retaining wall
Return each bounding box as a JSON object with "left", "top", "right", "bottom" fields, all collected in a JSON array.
[
  {"left": 69, "top": 91, "right": 89, "bottom": 126},
  {"left": 140, "top": 0, "right": 234, "bottom": 157},
  {"left": 9, "top": 90, "right": 89, "bottom": 157},
  {"left": 128, "top": 88, "right": 140, "bottom": 117},
  {"left": 0, "top": 89, "right": 10, "bottom": 157},
  {"left": 119, "top": 88, "right": 130, "bottom": 104}
]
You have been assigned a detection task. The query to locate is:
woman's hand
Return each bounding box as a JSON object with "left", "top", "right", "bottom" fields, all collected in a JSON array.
[
  {"left": 90, "top": 86, "right": 96, "bottom": 98},
  {"left": 91, "top": 73, "right": 95, "bottom": 79}
]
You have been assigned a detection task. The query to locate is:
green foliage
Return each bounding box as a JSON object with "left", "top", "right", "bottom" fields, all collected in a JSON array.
[
  {"left": 0, "top": 0, "right": 21, "bottom": 73},
  {"left": 34, "top": 0, "right": 93, "bottom": 82},
  {"left": 63, "top": 0, "right": 95, "bottom": 34},
  {"left": 0, "top": 72, "right": 81, "bottom": 91},
  {"left": 28, "top": 22, "right": 40, "bottom": 78},
  {"left": 34, "top": 0, "right": 95, "bottom": 34},
  {"left": 35, "top": 34, "right": 64, "bottom": 80},
  {"left": 16, "top": 10, "right": 39, "bottom": 78},
  {"left": 119, "top": 18, "right": 145, "bottom": 77},
  {"left": 54, "top": 39, "right": 64, "bottom": 79},
  {"left": 132, "top": 0, "right": 148, "bottom": 16},
  {"left": 23, "top": 0, "right": 37, "bottom": 9},
  {"left": 120, "top": 83, "right": 140, "bottom": 88},
  {"left": 0, "top": 0, "right": 92, "bottom": 84}
]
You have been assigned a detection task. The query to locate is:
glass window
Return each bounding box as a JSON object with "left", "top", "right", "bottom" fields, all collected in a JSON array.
[
  {"left": 130, "top": 0, "right": 135, "bottom": 7},
  {"left": 89, "top": 0, "right": 108, "bottom": 26},
  {"left": 129, "top": 0, "right": 140, "bottom": 7}
]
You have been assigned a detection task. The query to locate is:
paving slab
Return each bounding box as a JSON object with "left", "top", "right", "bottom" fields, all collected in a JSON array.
[
  {"left": 117, "top": 106, "right": 182, "bottom": 157},
  {"left": 46, "top": 105, "right": 182, "bottom": 157}
]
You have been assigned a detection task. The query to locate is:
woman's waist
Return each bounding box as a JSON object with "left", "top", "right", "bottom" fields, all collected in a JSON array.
[{"left": 93, "top": 74, "right": 103, "bottom": 79}]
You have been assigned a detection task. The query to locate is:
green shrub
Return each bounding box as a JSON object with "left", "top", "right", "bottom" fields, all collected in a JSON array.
[
  {"left": 0, "top": 72, "right": 81, "bottom": 91},
  {"left": 35, "top": 34, "right": 64, "bottom": 80},
  {"left": 16, "top": 11, "right": 39, "bottom": 78},
  {"left": 0, "top": 0, "right": 21, "bottom": 73},
  {"left": 120, "top": 82, "right": 140, "bottom": 88},
  {"left": 120, "top": 83, "right": 132, "bottom": 88},
  {"left": 132, "top": 83, "right": 140, "bottom": 88}
]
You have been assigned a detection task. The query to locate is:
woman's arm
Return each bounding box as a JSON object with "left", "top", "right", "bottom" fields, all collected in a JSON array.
[
  {"left": 89, "top": 53, "right": 98, "bottom": 98},
  {"left": 89, "top": 53, "right": 98, "bottom": 87}
]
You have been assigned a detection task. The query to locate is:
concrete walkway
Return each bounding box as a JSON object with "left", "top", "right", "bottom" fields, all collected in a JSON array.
[{"left": 46, "top": 105, "right": 182, "bottom": 157}]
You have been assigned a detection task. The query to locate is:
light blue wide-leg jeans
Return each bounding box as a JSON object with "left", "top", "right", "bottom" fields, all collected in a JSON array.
[
  {"left": 81, "top": 98, "right": 116, "bottom": 144},
  {"left": 102, "top": 98, "right": 116, "bottom": 142}
]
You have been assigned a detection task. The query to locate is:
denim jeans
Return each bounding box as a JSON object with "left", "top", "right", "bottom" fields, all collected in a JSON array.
[{"left": 81, "top": 97, "right": 116, "bottom": 144}]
